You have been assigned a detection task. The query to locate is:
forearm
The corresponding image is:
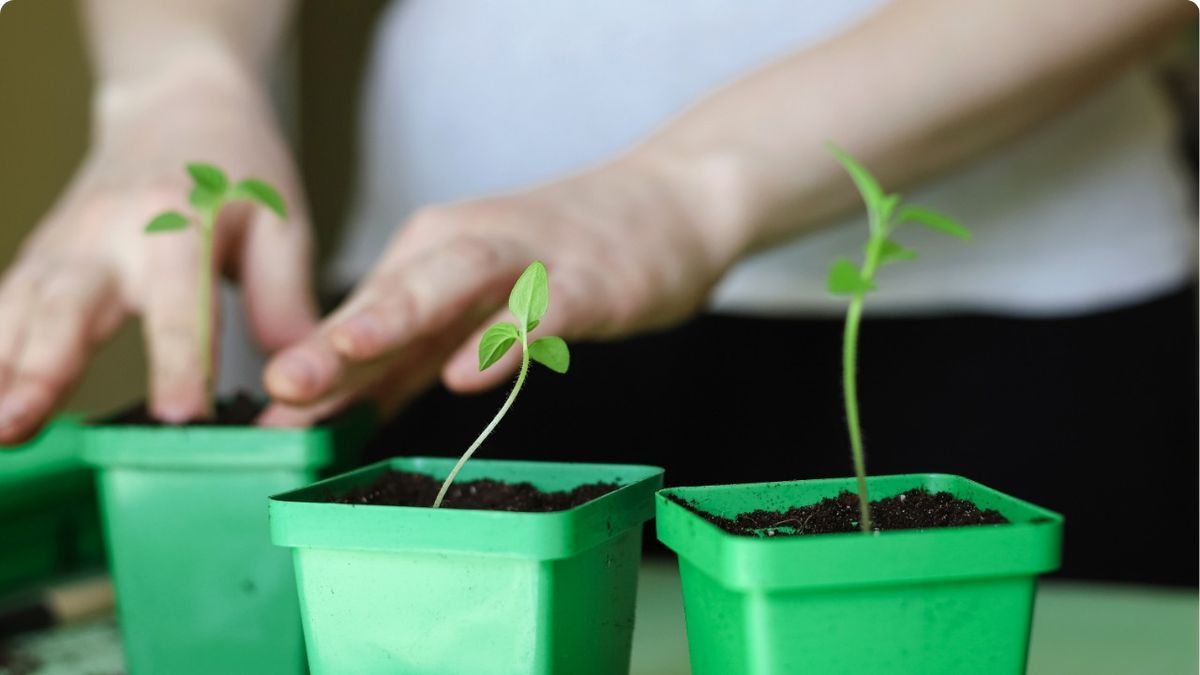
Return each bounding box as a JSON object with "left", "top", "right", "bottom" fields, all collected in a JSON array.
[
  {"left": 637, "top": 0, "right": 1190, "bottom": 258},
  {"left": 82, "top": 0, "right": 294, "bottom": 114}
]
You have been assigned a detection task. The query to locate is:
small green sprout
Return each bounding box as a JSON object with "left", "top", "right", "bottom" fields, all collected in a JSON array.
[
  {"left": 144, "top": 164, "right": 287, "bottom": 415},
  {"left": 432, "top": 260, "right": 570, "bottom": 508},
  {"left": 826, "top": 143, "right": 970, "bottom": 533}
]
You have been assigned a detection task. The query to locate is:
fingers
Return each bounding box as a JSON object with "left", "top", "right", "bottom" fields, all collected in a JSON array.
[
  {"left": 264, "top": 233, "right": 526, "bottom": 405},
  {"left": 0, "top": 264, "right": 40, "bottom": 390},
  {"left": 259, "top": 304, "right": 491, "bottom": 428},
  {"left": 439, "top": 307, "right": 525, "bottom": 393},
  {"left": 328, "top": 234, "right": 525, "bottom": 362},
  {"left": 0, "top": 267, "right": 119, "bottom": 444},
  {"left": 238, "top": 193, "right": 320, "bottom": 352},
  {"left": 257, "top": 333, "right": 449, "bottom": 428},
  {"left": 260, "top": 328, "right": 346, "bottom": 405},
  {"left": 257, "top": 389, "right": 359, "bottom": 429},
  {"left": 142, "top": 227, "right": 210, "bottom": 423}
]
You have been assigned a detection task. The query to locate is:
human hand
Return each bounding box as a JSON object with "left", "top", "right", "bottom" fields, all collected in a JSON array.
[
  {"left": 260, "top": 154, "right": 748, "bottom": 425},
  {"left": 0, "top": 66, "right": 316, "bottom": 443}
]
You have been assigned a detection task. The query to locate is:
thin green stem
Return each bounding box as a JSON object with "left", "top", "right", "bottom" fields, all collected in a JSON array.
[
  {"left": 841, "top": 295, "right": 871, "bottom": 532},
  {"left": 432, "top": 332, "right": 530, "bottom": 508},
  {"left": 197, "top": 212, "right": 215, "bottom": 418},
  {"left": 842, "top": 216, "right": 889, "bottom": 534}
]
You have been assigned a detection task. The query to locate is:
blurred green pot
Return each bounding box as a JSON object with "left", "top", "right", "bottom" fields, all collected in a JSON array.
[
  {"left": 270, "top": 456, "right": 663, "bottom": 675},
  {"left": 0, "top": 416, "right": 103, "bottom": 596},
  {"left": 83, "top": 404, "right": 373, "bottom": 675},
  {"left": 657, "top": 473, "right": 1063, "bottom": 675}
]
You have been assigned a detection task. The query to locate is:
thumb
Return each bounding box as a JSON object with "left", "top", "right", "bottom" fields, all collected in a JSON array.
[{"left": 238, "top": 204, "right": 320, "bottom": 352}]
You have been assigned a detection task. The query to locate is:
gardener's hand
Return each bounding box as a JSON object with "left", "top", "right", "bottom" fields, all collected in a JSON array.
[
  {"left": 0, "top": 64, "right": 315, "bottom": 443},
  {"left": 259, "top": 155, "right": 747, "bottom": 425}
]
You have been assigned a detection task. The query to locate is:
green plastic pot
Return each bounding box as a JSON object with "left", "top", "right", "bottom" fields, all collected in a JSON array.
[
  {"left": 270, "top": 456, "right": 664, "bottom": 675},
  {"left": 0, "top": 416, "right": 103, "bottom": 596},
  {"left": 82, "top": 406, "right": 374, "bottom": 675},
  {"left": 657, "top": 473, "right": 1063, "bottom": 675}
]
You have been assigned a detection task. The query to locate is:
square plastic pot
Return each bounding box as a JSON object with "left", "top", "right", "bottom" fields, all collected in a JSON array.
[
  {"left": 270, "top": 456, "right": 664, "bottom": 675},
  {"left": 657, "top": 474, "right": 1063, "bottom": 675},
  {"left": 82, "top": 405, "right": 374, "bottom": 675},
  {"left": 0, "top": 416, "right": 103, "bottom": 596}
]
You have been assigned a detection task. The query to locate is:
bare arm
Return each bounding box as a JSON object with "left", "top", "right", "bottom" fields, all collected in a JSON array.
[
  {"left": 83, "top": 0, "right": 292, "bottom": 82},
  {"left": 642, "top": 0, "right": 1192, "bottom": 258}
]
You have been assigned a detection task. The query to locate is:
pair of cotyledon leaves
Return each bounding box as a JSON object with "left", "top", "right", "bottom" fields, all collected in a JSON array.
[
  {"left": 478, "top": 261, "right": 570, "bottom": 374},
  {"left": 144, "top": 163, "right": 287, "bottom": 234},
  {"left": 825, "top": 143, "right": 971, "bottom": 296}
]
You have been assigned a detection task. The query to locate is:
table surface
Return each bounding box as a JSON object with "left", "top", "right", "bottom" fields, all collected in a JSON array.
[{"left": 3, "top": 561, "right": 1196, "bottom": 675}]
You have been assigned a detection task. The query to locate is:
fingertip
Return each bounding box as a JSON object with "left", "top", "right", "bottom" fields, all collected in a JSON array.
[
  {"left": 149, "top": 402, "right": 200, "bottom": 425},
  {"left": 264, "top": 346, "right": 332, "bottom": 403},
  {"left": 149, "top": 387, "right": 208, "bottom": 424},
  {"left": 0, "top": 426, "right": 37, "bottom": 447},
  {"left": 256, "top": 403, "right": 311, "bottom": 428},
  {"left": 0, "top": 392, "right": 51, "bottom": 446},
  {"left": 0, "top": 416, "right": 36, "bottom": 446},
  {"left": 441, "top": 349, "right": 517, "bottom": 394},
  {"left": 440, "top": 365, "right": 476, "bottom": 394}
]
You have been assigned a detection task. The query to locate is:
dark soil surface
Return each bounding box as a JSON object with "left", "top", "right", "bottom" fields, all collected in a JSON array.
[
  {"left": 335, "top": 469, "right": 619, "bottom": 512},
  {"left": 669, "top": 488, "right": 1008, "bottom": 537},
  {"left": 0, "top": 647, "right": 40, "bottom": 675},
  {"left": 105, "top": 392, "right": 263, "bottom": 426}
]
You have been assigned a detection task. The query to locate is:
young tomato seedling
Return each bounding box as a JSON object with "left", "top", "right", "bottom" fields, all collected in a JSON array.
[
  {"left": 826, "top": 143, "right": 970, "bottom": 533},
  {"left": 432, "top": 260, "right": 570, "bottom": 508},
  {"left": 144, "top": 164, "right": 287, "bottom": 415}
]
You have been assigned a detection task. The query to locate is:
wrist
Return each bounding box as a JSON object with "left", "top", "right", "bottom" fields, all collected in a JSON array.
[
  {"left": 617, "top": 141, "right": 759, "bottom": 271},
  {"left": 93, "top": 44, "right": 267, "bottom": 134}
]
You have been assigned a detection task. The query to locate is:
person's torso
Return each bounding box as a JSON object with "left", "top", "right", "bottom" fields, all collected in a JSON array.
[{"left": 333, "top": 0, "right": 1196, "bottom": 316}]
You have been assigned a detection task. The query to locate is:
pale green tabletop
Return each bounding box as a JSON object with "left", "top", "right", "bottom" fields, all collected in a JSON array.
[{"left": 3, "top": 561, "right": 1196, "bottom": 675}]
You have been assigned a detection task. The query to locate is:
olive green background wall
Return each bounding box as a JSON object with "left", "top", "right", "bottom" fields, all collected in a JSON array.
[{"left": 0, "top": 0, "right": 384, "bottom": 417}]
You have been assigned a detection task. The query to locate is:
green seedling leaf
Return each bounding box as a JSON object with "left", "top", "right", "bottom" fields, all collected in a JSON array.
[
  {"left": 432, "top": 258, "right": 574, "bottom": 509},
  {"left": 876, "top": 239, "right": 918, "bottom": 264},
  {"left": 187, "top": 163, "right": 228, "bottom": 194},
  {"left": 232, "top": 179, "right": 288, "bottom": 219},
  {"left": 823, "top": 142, "right": 970, "bottom": 533},
  {"left": 189, "top": 186, "right": 222, "bottom": 213},
  {"left": 508, "top": 261, "right": 549, "bottom": 329},
  {"left": 529, "top": 335, "right": 570, "bottom": 374},
  {"left": 478, "top": 322, "right": 520, "bottom": 371},
  {"left": 144, "top": 211, "right": 189, "bottom": 233},
  {"left": 827, "top": 257, "right": 875, "bottom": 295},
  {"left": 880, "top": 194, "right": 901, "bottom": 225},
  {"left": 526, "top": 319, "right": 540, "bottom": 333},
  {"left": 827, "top": 142, "right": 885, "bottom": 226},
  {"left": 898, "top": 205, "right": 971, "bottom": 240}
]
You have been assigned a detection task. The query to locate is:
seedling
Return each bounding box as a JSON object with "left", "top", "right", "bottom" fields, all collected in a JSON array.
[
  {"left": 432, "top": 260, "right": 570, "bottom": 508},
  {"left": 144, "top": 164, "right": 287, "bottom": 415},
  {"left": 826, "top": 143, "right": 970, "bottom": 532}
]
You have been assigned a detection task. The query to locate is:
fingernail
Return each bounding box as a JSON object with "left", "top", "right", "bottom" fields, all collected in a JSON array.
[
  {"left": 272, "top": 353, "right": 317, "bottom": 396},
  {"left": 152, "top": 403, "right": 194, "bottom": 425},
  {"left": 0, "top": 397, "right": 28, "bottom": 432},
  {"left": 256, "top": 406, "right": 304, "bottom": 428},
  {"left": 332, "top": 314, "right": 385, "bottom": 357}
]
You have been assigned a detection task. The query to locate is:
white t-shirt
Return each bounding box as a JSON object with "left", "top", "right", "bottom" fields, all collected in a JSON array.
[{"left": 331, "top": 0, "right": 1197, "bottom": 317}]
